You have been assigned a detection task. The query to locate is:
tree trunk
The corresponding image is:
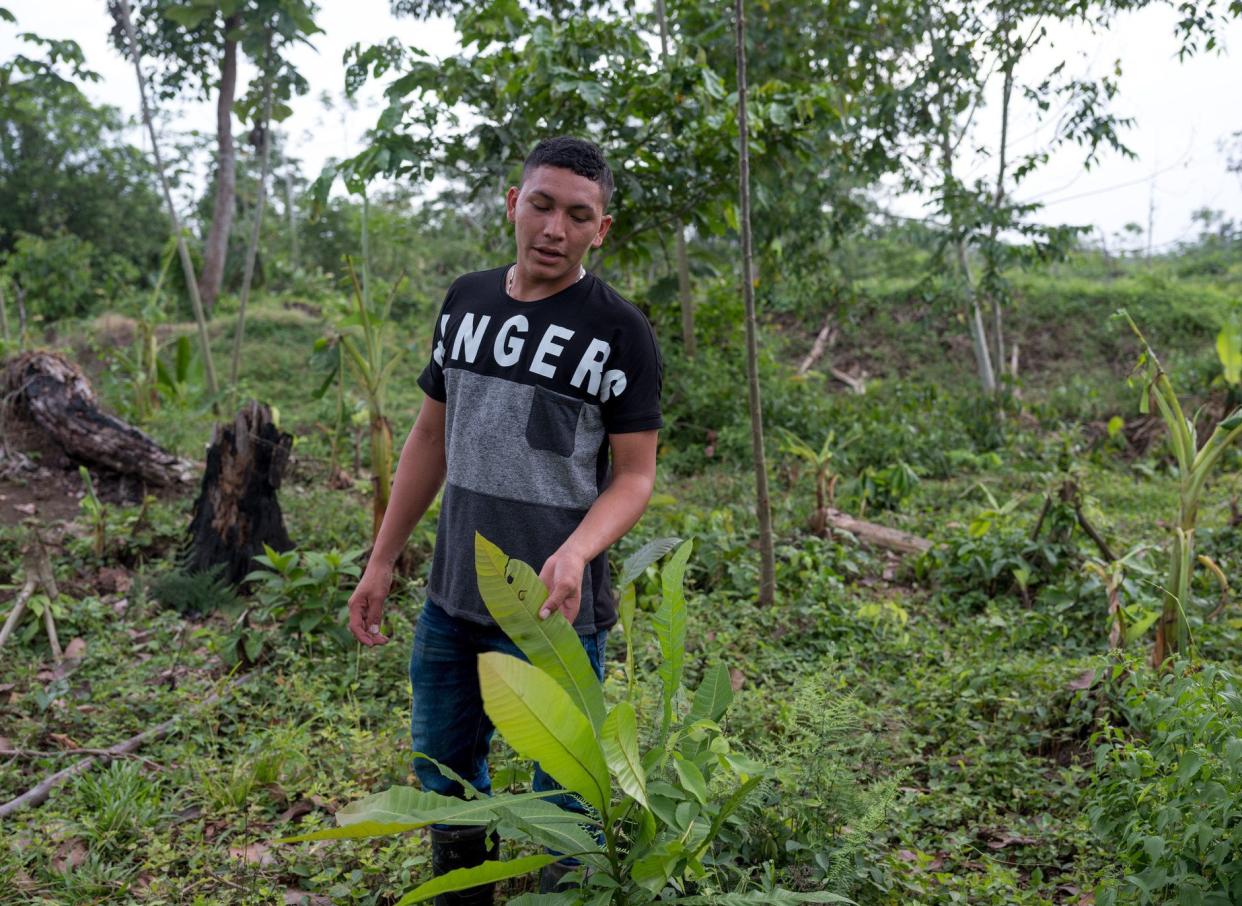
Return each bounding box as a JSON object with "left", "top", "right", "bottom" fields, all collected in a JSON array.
[
  {"left": 184, "top": 401, "right": 293, "bottom": 586},
  {"left": 230, "top": 28, "right": 276, "bottom": 389},
  {"left": 114, "top": 0, "right": 219, "bottom": 405},
  {"left": 675, "top": 225, "right": 695, "bottom": 358},
  {"left": 0, "top": 277, "right": 9, "bottom": 345},
  {"left": 735, "top": 0, "right": 776, "bottom": 606},
  {"left": 941, "top": 118, "right": 996, "bottom": 394},
  {"left": 2, "top": 351, "right": 193, "bottom": 486},
  {"left": 654, "top": 0, "right": 696, "bottom": 359},
  {"left": 286, "top": 173, "right": 299, "bottom": 271},
  {"left": 198, "top": 14, "right": 241, "bottom": 316},
  {"left": 986, "top": 56, "right": 1014, "bottom": 380}
]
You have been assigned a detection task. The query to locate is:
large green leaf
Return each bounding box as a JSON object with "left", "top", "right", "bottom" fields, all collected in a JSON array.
[
  {"left": 507, "top": 896, "right": 579, "bottom": 906},
  {"left": 688, "top": 662, "right": 734, "bottom": 724},
  {"left": 394, "top": 854, "right": 559, "bottom": 905},
  {"left": 475, "top": 533, "right": 606, "bottom": 730},
  {"left": 277, "top": 786, "right": 557, "bottom": 843},
  {"left": 618, "top": 536, "right": 684, "bottom": 588},
  {"left": 630, "top": 838, "right": 685, "bottom": 893},
  {"left": 654, "top": 539, "right": 694, "bottom": 730},
  {"left": 1217, "top": 322, "right": 1242, "bottom": 385},
  {"left": 696, "top": 775, "right": 764, "bottom": 857},
  {"left": 601, "top": 700, "right": 648, "bottom": 809},
  {"left": 478, "top": 652, "right": 611, "bottom": 815},
  {"left": 495, "top": 799, "right": 605, "bottom": 863},
  {"left": 673, "top": 756, "right": 708, "bottom": 805}
]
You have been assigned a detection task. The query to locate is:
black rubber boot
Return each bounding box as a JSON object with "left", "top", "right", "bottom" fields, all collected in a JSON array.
[
  {"left": 539, "top": 859, "right": 583, "bottom": 893},
  {"left": 429, "top": 825, "right": 499, "bottom": 906}
]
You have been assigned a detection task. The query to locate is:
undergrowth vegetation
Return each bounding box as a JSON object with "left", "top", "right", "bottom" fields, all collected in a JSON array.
[{"left": 2, "top": 248, "right": 1242, "bottom": 905}]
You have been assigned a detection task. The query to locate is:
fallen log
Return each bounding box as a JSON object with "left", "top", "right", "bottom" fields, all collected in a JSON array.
[
  {"left": 0, "top": 673, "right": 250, "bottom": 818},
  {"left": 1, "top": 351, "right": 193, "bottom": 486},
  {"left": 183, "top": 400, "right": 293, "bottom": 585},
  {"left": 796, "top": 314, "right": 866, "bottom": 393},
  {"left": 797, "top": 319, "right": 838, "bottom": 376},
  {"left": 825, "top": 508, "right": 932, "bottom": 556}
]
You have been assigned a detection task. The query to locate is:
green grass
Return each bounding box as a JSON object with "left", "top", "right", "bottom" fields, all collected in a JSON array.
[{"left": 3, "top": 269, "right": 1241, "bottom": 903}]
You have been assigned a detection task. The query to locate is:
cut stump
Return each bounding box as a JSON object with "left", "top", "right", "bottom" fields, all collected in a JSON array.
[
  {"left": 1, "top": 351, "right": 193, "bottom": 485},
  {"left": 184, "top": 400, "right": 293, "bottom": 585}
]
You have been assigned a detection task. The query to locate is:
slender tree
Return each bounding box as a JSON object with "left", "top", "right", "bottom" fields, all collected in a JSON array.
[
  {"left": 229, "top": 25, "right": 276, "bottom": 390},
  {"left": 109, "top": 0, "right": 319, "bottom": 315},
  {"left": 734, "top": 0, "right": 775, "bottom": 606},
  {"left": 113, "top": 0, "right": 220, "bottom": 405},
  {"left": 654, "top": 0, "right": 696, "bottom": 358}
]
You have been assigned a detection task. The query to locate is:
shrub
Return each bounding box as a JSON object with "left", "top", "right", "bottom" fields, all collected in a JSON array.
[
  {"left": 1, "top": 231, "right": 134, "bottom": 322},
  {"left": 1087, "top": 663, "right": 1242, "bottom": 906}
]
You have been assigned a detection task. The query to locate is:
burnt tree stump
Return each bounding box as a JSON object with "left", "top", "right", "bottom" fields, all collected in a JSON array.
[
  {"left": 185, "top": 401, "right": 293, "bottom": 585},
  {"left": 2, "top": 351, "right": 193, "bottom": 485}
]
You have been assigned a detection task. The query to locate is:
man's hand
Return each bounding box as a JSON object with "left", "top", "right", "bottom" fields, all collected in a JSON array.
[
  {"left": 348, "top": 567, "right": 393, "bottom": 646},
  {"left": 538, "top": 548, "right": 587, "bottom": 624}
]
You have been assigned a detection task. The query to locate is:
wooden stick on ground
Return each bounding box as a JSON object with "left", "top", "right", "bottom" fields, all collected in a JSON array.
[
  {"left": 0, "top": 574, "right": 37, "bottom": 652},
  {"left": 0, "top": 673, "right": 250, "bottom": 818},
  {"left": 825, "top": 508, "right": 932, "bottom": 556}
]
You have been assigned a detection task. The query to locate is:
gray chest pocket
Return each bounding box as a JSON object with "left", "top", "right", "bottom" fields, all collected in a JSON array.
[{"left": 526, "top": 385, "right": 583, "bottom": 457}]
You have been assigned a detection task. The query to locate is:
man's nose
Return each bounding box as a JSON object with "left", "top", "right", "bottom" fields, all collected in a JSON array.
[{"left": 542, "top": 210, "right": 567, "bottom": 239}]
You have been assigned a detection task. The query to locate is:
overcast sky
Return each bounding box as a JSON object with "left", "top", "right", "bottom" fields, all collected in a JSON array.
[{"left": 3, "top": 1, "right": 1240, "bottom": 252}]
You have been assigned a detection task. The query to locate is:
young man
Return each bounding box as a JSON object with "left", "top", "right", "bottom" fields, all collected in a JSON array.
[{"left": 347, "top": 137, "right": 662, "bottom": 902}]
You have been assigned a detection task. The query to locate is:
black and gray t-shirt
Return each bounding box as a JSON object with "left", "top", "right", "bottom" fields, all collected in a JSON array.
[{"left": 417, "top": 265, "right": 663, "bottom": 633}]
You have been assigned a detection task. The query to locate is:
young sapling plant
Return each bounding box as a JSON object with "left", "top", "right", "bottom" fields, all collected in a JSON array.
[
  {"left": 279, "top": 534, "right": 851, "bottom": 904},
  {"left": 1122, "top": 309, "right": 1242, "bottom": 665}
]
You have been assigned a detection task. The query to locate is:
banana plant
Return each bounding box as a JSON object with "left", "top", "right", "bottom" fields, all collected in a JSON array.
[
  {"left": 1123, "top": 311, "right": 1242, "bottom": 666},
  {"left": 778, "top": 428, "right": 840, "bottom": 537},
  {"left": 279, "top": 534, "right": 851, "bottom": 905},
  {"left": 318, "top": 259, "right": 405, "bottom": 540}
]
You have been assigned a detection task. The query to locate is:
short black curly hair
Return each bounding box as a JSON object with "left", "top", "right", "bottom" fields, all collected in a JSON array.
[{"left": 521, "top": 136, "right": 615, "bottom": 209}]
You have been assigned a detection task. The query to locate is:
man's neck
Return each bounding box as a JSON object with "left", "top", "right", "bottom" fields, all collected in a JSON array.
[{"left": 508, "top": 263, "right": 587, "bottom": 302}]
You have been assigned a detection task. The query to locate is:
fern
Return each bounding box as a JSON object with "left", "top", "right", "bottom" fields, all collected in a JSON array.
[{"left": 149, "top": 563, "right": 238, "bottom": 616}]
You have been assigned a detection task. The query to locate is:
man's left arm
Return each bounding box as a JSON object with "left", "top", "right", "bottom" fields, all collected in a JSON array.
[{"left": 538, "top": 430, "right": 658, "bottom": 622}]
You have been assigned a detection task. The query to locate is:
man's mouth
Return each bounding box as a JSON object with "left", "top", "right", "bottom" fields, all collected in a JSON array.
[{"left": 532, "top": 246, "right": 565, "bottom": 262}]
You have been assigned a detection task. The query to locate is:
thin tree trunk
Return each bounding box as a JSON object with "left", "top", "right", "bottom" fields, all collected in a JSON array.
[
  {"left": 735, "top": 0, "right": 775, "bottom": 606},
  {"left": 986, "top": 56, "right": 1014, "bottom": 379},
  {"left": 286, "top": 172, "right": 299, "bottom": 271},
  {"left": 941, "top": 118, "right": 996, "bottom": 394},
  {"left": 15, "top": 283, "right": 26, "bottom": 346},
  {"left": 230, "top": 29, "right": 276, "bottom": 389},
  {"left": 114, "top": 0, "right": 220, "bottom": 405},
  {"left": 655, "top": 0, "right": 696, "bottom": 358},
  {"left": 198, "top": 14, "right": 241, "bottom": 315},
  {"left": 0, "top": 277, "right": 9, "bottom": 345},
  {"left": 675, "top": 226, "right": 695, "bottom": 358}
]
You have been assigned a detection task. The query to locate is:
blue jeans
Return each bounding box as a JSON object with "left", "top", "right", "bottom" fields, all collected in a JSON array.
[{"left": 409, "top": 599, "right": 607, "bottom": 815}]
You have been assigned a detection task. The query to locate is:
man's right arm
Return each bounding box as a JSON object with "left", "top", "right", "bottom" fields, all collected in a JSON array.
[{"left": 348, "top": 395, "right": 447, "bottom": 646}]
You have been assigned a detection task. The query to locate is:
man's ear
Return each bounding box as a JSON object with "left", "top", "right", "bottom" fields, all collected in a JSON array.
[
  {"left": 591, "top": 213, "right": 613, "bottom": 248},
  {"left": 505, "top": 186, "right": 519, "bottom": 223}
]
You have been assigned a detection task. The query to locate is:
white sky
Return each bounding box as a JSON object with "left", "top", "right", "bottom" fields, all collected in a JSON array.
[{"left": 3, "top": 1, "right": 1240, "bottom": 252}]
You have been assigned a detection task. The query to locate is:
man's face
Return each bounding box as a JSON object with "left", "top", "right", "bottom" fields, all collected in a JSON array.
[{"left": 506, "top": 165, "right": 613, "bottom": 283}]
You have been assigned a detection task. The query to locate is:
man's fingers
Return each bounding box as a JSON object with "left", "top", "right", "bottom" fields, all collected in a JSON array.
[
  {"left": 348, "top": 593, "right": 385, "bottom": 645},
  {"left": 365, "top": 598, "right": 388, "bottom": 645},
  {"left": 540, "top": 582, "right": 579, "bottom": 620}
]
